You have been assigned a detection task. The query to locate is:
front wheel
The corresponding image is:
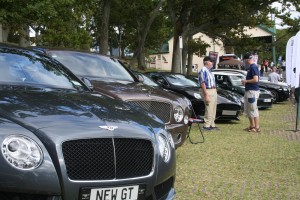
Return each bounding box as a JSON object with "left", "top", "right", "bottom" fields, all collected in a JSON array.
[{"left": 270, "top": 89, "right": 279, "bottom": 103}]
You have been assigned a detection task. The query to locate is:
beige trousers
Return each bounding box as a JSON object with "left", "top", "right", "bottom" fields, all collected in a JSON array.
[{"left": 200, "top": 89, "right": 217, "bottom": 127}]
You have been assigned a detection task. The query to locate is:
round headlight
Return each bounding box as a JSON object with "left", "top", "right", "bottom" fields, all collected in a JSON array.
[
  {"left": 157, "top": 134, "right": 171, "bottom": 163},
  {"left": 1, "top": 135, "right": 43, "bottom": 170},
  {"left": 174, "top": 106, "right": 184, "bottom": 122},
  {"left": 194, "top": 93, "right": 201, "bottom": 99}
]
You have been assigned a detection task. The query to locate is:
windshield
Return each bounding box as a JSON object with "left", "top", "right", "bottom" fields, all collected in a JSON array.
[
  {"left": 165, "top": 74, "right": 198, "bottom": 87},
  {"left": 49, "top": 51, "right": 135, "bottom": 82},
  {"left": 0, "top": 48, "right": 86, "bottom": 90},
  {"left": 141, "top": 74, "right": 159, "bottom": 86}
]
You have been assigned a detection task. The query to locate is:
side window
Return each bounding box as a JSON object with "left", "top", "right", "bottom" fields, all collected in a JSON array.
[
  {"left": 153, "top": 75, "right": 168, "bottom": 86},
  {"left": 216, "top": 75, "right": 223, "bottom": 85}
]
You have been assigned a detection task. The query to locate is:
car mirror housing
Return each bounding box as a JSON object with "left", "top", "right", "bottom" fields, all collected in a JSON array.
[
  {"left": 82, "top": 77, "right": 93, "bottom": 90},
  {"left": 137, "top": 74, "right": 144, "bottom": 82}
]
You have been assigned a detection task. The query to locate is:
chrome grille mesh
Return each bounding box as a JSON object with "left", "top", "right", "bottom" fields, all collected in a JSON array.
[
  {"left": 62, "top": 138, "right": 153, "bottom": 180},
  {"left": 128, "top": 101, "right": 171, "bottom": 123}
]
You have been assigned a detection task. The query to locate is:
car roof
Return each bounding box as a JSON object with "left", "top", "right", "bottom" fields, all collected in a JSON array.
[
  {"left": 212, "top": 71, "right": 244, "bottom": 76},
  {"left": 213, "top": 69, "right": 247, "bottom": 74}
]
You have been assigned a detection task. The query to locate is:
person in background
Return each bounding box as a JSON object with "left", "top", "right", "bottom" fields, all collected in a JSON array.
[
  {"left": 198, "top": 56, "right": 219, "bottom": 131},
  {"left": 259, "top": 64, "right": 264, "bottom": 77},
  {"left": 278, "top": 68, "right": 283, "bottom": 81},
  {"left": 268, "top": 66, "right": 280, "bottom": 83},
  {"left": 281, "top": 60, "right": 286, "bottom": 71},
  {"left": 263, "top": 59, "right": 269, "bottom": 73},
  {"left": 241, "top": 53, "right": 260, "bottom": 133}
]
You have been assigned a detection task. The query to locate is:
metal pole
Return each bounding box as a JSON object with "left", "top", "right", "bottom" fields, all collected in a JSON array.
[
  {"left": 296, "top": 102, "right": 299, "bottom": 131},
  {"left": 179, "top": 36, "right": 183, "bottom": 74},
  {"left": 272, "top": 14, "right": 277, "bottom": 67}
]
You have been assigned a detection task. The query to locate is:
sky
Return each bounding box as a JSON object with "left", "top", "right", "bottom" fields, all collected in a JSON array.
[{"left": 272, "top": 2, "right": 300, "bottom": 29}]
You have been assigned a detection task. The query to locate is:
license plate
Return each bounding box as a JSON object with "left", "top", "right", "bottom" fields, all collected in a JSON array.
[
  {"left": 81, "top": 185, "right": 139, "bottom": 200},
  {"left": 222, "top": 110, "right": 237, "bottom": 115},
  {"left": 263, "top": 99, "right": 272, "bottom": 102}
]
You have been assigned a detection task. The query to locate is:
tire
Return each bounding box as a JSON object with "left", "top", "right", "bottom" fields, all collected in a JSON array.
[{"left": 269, "top": 89, "right": 279, "bottom": 103}]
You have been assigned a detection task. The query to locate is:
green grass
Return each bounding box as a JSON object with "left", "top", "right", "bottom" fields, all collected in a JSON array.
[{"left": 174, "top": 101, "right": 300, "bottom": 200}]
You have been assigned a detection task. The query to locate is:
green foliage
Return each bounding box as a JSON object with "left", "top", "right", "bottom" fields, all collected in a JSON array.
[
  {"left": 187, "top": 37, "right": 210, "bottom": 56},
  {"left": 1, "top": 0, "right": 299, "bottom": 59}
]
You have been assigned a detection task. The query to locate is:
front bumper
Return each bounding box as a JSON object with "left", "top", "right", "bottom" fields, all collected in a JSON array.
[{"left": 166, "top": 123, "right": 189, "bottom": 148}]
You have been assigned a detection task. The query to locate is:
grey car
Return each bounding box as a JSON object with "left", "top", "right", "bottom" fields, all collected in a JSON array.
[{"left": 0, "top": 44, "right": 176, "bottom": 200}]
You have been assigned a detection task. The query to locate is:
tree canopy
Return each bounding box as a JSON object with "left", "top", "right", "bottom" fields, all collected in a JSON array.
[{"left": 0, "top": 0, "right": 299, "bottom": 72}]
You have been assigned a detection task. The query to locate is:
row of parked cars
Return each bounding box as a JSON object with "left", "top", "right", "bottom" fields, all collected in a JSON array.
[{"left": 0, "top": 44, "right": 290, "bottom": 200}]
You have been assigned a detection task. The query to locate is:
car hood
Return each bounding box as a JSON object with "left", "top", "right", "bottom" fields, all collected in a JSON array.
[
  {"left": 217, "top": 88, "right": 243, "bottom": 105},
  {"left": 260, "top": 80, "right": 288, "bottom": 87},
  {"left": 168, "top": 85, "right": 239, "bottom": 105},
  {"left": 89, "top": 78, "right": 182, "bottom": 103},
  {"left": 0, "top": 87, "right": 162, "bottom": 138}
]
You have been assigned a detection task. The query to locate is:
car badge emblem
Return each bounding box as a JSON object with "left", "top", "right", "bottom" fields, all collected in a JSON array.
[{"left": 99, "top": 125, "right": 118, "bottom": 131}]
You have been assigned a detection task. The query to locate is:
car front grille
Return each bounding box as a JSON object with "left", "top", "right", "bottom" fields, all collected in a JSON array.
[
  {"left": 62, "top": 138, "right": 154, "bottom": 180},
  {"left": 217, "top": 103, "right": 241, "bottom": 111},
  {"left": 259, "top": 94, "right": 272, "bottom": 99},
  {"left": 128, "top": 101, "right": 171, "bottom": 123}
]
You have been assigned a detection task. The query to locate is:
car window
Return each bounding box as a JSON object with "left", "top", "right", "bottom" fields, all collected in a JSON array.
[
  {"left": 49, "top": 51, "right": 135, "bottom": 82},
  {"left": 0, "top": 51, "right": 85, "bottom": 90},
  {"left": 165, "top": 74, "right": 198, "bottom": 87},
  {"left": 230, "top": 75, "right": 244, "bottom": 86},
  {"left": 141, "top": 74, "right": 159, "bottom": 86}
]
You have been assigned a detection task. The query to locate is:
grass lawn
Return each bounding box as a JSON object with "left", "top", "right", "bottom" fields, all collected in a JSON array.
[{"left": 175, "top": 100, "right": 300, "bottom": 200}]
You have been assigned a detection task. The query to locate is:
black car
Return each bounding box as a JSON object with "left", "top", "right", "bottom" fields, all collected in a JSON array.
[
  {"left": 0, "top": 44, "right": 176, "bottom": 200},
  {"left": 212, "top": 71, "right": 273, "bottom": 109},
  {"left": 31, "top": 48, "right": 192, "bottom": 148},
  {"left": 147, "top": 72, "right": 243, "bottom": 121},
  {"left": 184, "top": 74, "right": 245, "bottom": 111},
  {"left": 213, "top": 69, "right": 290, "bottom": 103}
]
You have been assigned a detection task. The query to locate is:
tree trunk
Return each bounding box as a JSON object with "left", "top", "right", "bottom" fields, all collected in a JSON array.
[
  {"left": 99, "top": 0, "right": 111, "bottom": 55},
  {"left": 19, "top": 26, "right": 30, "bottom": 47},
  {"left": 186, "top": 34, "right": 193, "bottom": 75},
  {"left": 129, "top": 0, "right": 163, "bottom": 70},
  {"left": 168, "top": 0, "right": 192, "bottom": 73},
  {"left": 137, "top": 47, "right": 146, "bottom": 70}
]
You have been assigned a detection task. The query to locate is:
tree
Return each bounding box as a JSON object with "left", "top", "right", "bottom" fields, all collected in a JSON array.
[
  {"left": 166, "top": 0, "right": 299, "bottom": 74},
  {"left": 98, "top": 0, "right": 111, "bottom": 55},
  {"left": 0, "top": 0, "right": 93, "bottom": 48}
]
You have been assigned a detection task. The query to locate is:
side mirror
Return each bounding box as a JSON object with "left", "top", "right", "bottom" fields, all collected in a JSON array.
[
  {"left": 156, "top": 78, "right": 165, "bottom": 86},
  {"left": 137, "top": 74, "right": 144, "bottom": 82},
  {"left": 82, "top": 78, "right": 93, "bottom": 90}
]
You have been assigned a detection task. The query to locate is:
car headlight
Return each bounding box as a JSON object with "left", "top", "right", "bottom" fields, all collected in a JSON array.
[
  {"left": 174, "top": 106, "right": 184, "bottom": 122},
  {"left": 157, "top": 132, "right": 172, "bottom": 163},
  {"left": 1, "top": 135, "right": 43, "bottom": 170},
  {"left": 184, "top": 115, "right": 189, "bottom": 124},
  {"left": 194, "top": 93, "right": 201, "bottom": 99}
]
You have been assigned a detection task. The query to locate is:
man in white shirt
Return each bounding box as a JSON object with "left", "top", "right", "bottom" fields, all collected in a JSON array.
[{"left": 268, "top": 67, "right": 280, "bottom": 83}]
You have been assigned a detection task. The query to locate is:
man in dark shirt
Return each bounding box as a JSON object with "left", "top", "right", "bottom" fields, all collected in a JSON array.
[{"left": 241, "top": 53, "right": 260, "bottom": 132}]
